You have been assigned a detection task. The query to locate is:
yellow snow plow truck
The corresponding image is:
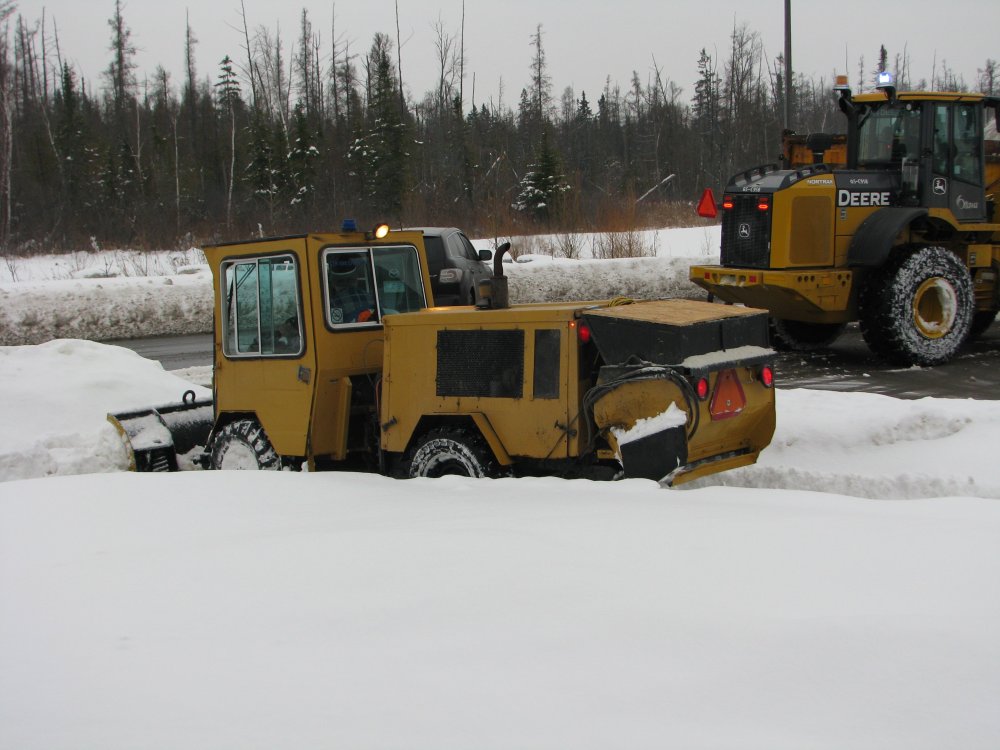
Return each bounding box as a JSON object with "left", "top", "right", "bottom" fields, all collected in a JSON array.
[
  {"left": 110, "top": 223, "right": 776, "bottom": 485},
  {"left": 691, "top": 74, "right": 1000, "bottom": 366}
]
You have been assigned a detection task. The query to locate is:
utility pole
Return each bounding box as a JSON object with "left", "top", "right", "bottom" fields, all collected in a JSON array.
[{"left": 784, "top": 0, "right": 793, "bottom": 130}]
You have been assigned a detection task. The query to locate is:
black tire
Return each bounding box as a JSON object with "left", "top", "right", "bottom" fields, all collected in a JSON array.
[
  {"left": 769, "top": 318, "right": 846, "bottom": 351},
  {"left": 402, "top": 427, "right": 503, "bottom": 478},
  {"left": 210, "top": 418, "right": 282, "bottom": 471},
  {"left": 858, "top": 245, "right": 973, "bottom": 366}
]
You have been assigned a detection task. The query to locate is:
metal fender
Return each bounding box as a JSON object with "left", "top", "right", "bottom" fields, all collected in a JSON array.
[{"left": 848, "top": 207, "right": 928, "bottom": 267}]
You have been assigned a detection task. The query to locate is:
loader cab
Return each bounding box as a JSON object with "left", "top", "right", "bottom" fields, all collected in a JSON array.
[{"left": 845, "top": 84, "right": 1000, "bottom": 223}]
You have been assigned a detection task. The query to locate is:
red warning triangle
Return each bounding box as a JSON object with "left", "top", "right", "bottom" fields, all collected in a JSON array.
[{"left": 697, "top": 188, "right": 718, "bottom": 218}]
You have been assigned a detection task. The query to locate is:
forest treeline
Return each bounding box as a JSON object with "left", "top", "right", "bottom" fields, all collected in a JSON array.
[{"left": 0, "top": 0, "right": 996, "bottom": 252}]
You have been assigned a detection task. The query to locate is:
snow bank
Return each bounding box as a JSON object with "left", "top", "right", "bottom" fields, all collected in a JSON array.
[
  {"left": 5, "top": 341, "right": 1000, "bottom": 507},
  {"left": 0, "top": 269, "right": 214, "bottom": 345},
  {"left": 0, "top": 340, "right": 211, "bottom": 481},
  {"left": 688, "top": 388, "right": 1000, "bottom": 499},
  {"left": 0, "top": 228, "right": 719, "bottom": 344}
]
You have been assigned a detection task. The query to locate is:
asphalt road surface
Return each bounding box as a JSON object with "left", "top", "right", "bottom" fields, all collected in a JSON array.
[
  {"left": 773, "top": 322, "right": 1000, "bottom": 399},
  {"left": 110, "top": 322, "right": 1000, "bottom": 401},
  {"left": 105, "top": 333, "right": 214, "bottom": 372}
]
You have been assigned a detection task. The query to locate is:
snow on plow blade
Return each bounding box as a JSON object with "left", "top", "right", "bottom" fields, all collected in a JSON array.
[
  {"left": 108, "top": 390, "right": 214, "bottom": 472},
  {"left": 583, "top": 300, "right": 776, "bottom": 485}
]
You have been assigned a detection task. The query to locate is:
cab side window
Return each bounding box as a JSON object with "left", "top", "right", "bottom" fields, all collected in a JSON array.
[
  {"left": 953, "top": 104, "right": 982, "bottom": 183},
  {"left": 222, "top": 255, "right": 303, "bottom": 357},
  {"left": 933, "top": 105, "right": 950, "bottom": 175}
]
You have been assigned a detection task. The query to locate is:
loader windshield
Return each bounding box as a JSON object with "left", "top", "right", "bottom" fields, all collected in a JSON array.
[{"left": 857, "top": 102, "right": 921, "bottom": 167}]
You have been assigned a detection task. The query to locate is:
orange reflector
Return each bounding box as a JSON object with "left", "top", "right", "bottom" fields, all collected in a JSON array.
[
  {"left": 709, "top": 369, "right": 746, "bottom": 421},
  {"left": 697, "top": 188, "right": 718, "bottom": 218}
]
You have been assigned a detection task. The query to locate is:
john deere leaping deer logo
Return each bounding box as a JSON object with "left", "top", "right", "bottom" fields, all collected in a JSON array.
[
  {"left": 738, "top": 223, "right": 751, "bottom": 239},
  {"left": 932, "top": 177, "right": 947, "bottom": 195}
]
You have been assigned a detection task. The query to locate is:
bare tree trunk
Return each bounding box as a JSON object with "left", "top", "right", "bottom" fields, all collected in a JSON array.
[
  {"left": 239, "top": 0, "right": 258, "bottom": 107},
  {"left": 395, "top": 0, "right": 406, "bottom": 115},
  {"left": 173, "top": 116, "right": 181, "bottom": 235},
  {"left": 459, "top": 0, "right": 465, "bottom": 110},
  {"left": 0, "top": 20, "right": 12, "bottom": 248},
  {"left": 227, "top": 109, "right": 236, "bottom": 230}
]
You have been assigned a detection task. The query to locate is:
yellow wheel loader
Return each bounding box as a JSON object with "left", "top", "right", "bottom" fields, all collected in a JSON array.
[
  {"left": 111, "top": 223, "right": 776, "bottom": 485},
  {"left": 692, "top": 74, "right": 1000, "bottom": 366}
]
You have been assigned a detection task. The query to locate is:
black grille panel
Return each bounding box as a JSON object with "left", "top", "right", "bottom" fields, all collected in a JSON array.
[
  {"left": 436, "top": 329, "right": 524, "bottom": 398},
  {"left": 720, "top": 195, "right": 772, "bottom": 268}
]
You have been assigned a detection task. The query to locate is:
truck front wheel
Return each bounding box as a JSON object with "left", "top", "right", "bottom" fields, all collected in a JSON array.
[
  {"left": 403, "top": 427, "right": 503, "bottom": 478},
  {"left": 210, "top": 418, "right": 282, "bottom": 470},
  {"left": 859, "top": 245, "right": 973, "bottom": 366}
]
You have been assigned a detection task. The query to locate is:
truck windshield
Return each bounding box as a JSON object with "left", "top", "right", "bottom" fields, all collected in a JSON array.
[
  {"left": 857, "top": 103, "right": 922, "bottom": 167},
  {"left": 323, "top": 244, "right": 426, "bottom": 327}
]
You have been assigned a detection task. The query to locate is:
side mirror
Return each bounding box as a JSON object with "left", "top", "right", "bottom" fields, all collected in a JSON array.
[{"left": 478, "top": 248, "right": 492, "bottom": 262}]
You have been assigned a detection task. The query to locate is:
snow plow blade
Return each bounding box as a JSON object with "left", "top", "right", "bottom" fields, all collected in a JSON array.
[{"left": 108, "top": 390, "right": 214, "bottom": 472}]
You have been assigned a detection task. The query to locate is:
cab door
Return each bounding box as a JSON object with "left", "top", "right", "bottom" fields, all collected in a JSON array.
[
  {"left": 929, "top": 102, "right": 987, "bottom": 222},
  {"left": 214, "top": 238, "right": 318, "bottom": 457}
]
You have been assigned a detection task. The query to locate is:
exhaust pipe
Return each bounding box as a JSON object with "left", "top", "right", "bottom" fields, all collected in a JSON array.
[{"left": 477, "top": 242, "right": 512, "bottom": 310}]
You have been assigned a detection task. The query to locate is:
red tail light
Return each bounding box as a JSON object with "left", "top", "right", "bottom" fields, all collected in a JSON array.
[
  {"left": 759, "top": 364, "right": 774, "bottom": 388},
  {"left": 757, "top": 197, "right": 770, "bottom": 211},
  {"left": 695, "top": 376, "right": 710, "bottom": 400},
  {"left": 576, "top": 320, "right": 592, "bottom": 344},
  {"left": 722, "top": 195, "right": 735, "bottom": 210}
]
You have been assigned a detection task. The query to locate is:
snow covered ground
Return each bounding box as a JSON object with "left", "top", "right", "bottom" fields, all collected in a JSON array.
[{"left": 1, "top": 229, "right": 999, "bottom": 749}]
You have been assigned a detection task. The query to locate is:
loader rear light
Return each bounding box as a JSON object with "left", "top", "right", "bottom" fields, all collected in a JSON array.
[
  {"left": 756, "top": 197, "right": 770, "bottom": 211},
  {"left": 574, "top": 320, "right": 592, "bottom": 344},
  {"left": 759, "top": 364, "right": 774, "bottom": 388},
  {"left": 722, "top": 195, "right": 735, "bottom": 210},
  {"left": 695, "top": 376, "right": 710, "bottom": 400}
]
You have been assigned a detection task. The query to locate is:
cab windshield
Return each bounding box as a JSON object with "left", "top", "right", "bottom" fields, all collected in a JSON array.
[
  {"left": 322, "top": 244, "right": 426, "bottom": 327},
  {"left": 857, "top": 102, "right": 922, "bottom": 167}
]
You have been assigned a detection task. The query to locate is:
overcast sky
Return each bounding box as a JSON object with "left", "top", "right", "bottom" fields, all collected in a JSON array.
[{"left": 17, "top": 0, "right": 999, "bottom": 109}]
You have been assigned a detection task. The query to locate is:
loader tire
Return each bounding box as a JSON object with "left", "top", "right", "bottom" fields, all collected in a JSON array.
[
  {"left": 210, "top": 418, "right": 282, "bottom": 471},
  {"left": 769, "top": 318, "right": 846, "bottom": 351},
  {"left": 859, "top": 245, "right": 973, "bottom": 366},
  {"left": 403, "top": 427, "right": 504, "bottom": 479}
]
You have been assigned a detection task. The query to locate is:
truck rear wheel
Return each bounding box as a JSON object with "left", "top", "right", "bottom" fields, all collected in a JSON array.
[
  {"left": 403, "top": 427, "right": 503, "bottom": 478},
  {"left": 769, "top": 318, "right": 846, "bottom": 351},
  {"left": 210, "top": 418, "right": 282, "bottom": 471},
  {"left": 859, "top": 245, "right": 973, "bottom": 366}
]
